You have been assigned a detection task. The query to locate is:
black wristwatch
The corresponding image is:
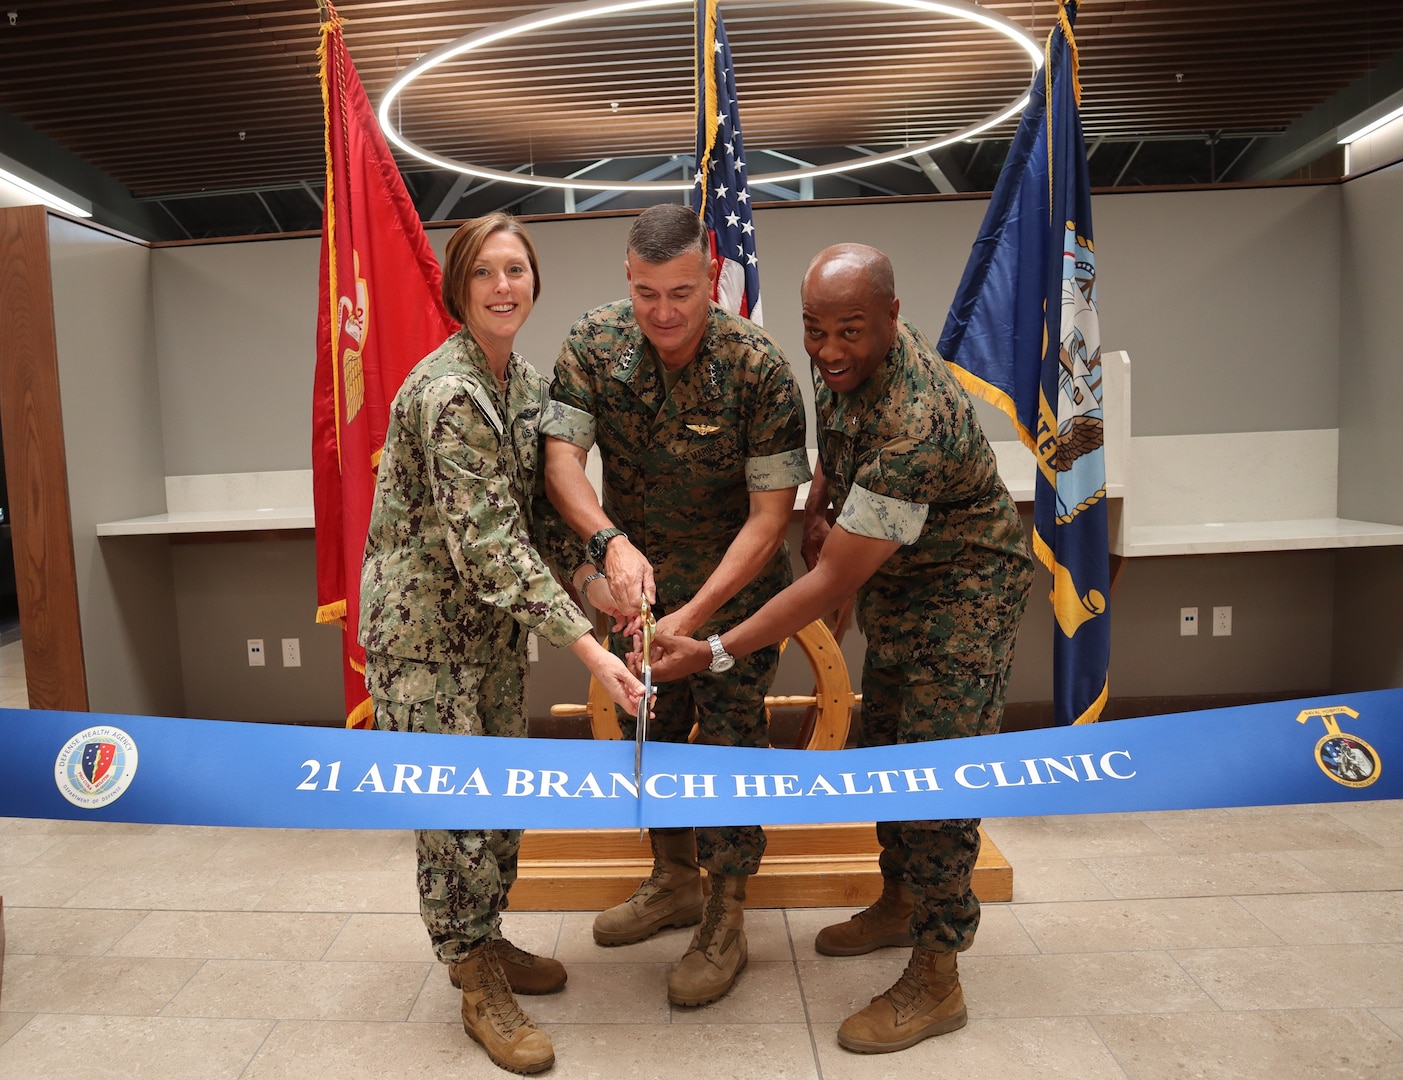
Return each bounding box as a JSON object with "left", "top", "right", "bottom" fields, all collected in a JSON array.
[{"left": 587, "top": 527, "right": 626, "bottom": 566}]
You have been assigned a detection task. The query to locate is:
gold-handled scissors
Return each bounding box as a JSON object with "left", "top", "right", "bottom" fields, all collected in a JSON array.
[{"left": 635, "top": 595, "right": 655, "bottom": 837}]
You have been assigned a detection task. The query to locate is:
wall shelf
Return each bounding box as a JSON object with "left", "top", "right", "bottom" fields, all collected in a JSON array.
[
  {"left": 96, "top": 470, "right": 314, "bottom": 536},
  {"left": 96, "top": 507, "right": 314, "bottom": 535},
  {"left": 1120, "top": 518, "right": 1403, "bottom": 558},
  {"left": 95, "top": 355, "right": 1403, "bottom": 555}
]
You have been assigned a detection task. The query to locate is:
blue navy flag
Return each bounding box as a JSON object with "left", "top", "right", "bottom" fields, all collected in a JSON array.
[
  {"left": 693, "top": 0, "right": 762, "bottom": 324},
  {"left": 938, "top": 0, "right": 1109, "bottom": 726}
]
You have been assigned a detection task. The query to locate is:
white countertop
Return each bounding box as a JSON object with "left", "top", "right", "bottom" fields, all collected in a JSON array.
[
  {"left": 97, "top": 471, "right": 316, "bottom": 536},
  {"left": 96, "top": 453, "right": 1403, "bottom": 557},
  {"left": 1118, "top": 517, "right": 1403, "bottom": 557},
  {"left": 96, "top": 506, "right": 315, "bottom": 536}
]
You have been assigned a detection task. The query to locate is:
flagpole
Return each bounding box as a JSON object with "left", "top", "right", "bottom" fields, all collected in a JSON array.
[
  {"left": 695, "top": 0, "right": 718, "bottom": 220},
  {"left": 937, "top": 0, "right": 1109, "bottom": 726},
  {"left": 692, "top": 0, "right": 763, "bottom": 323},
  {"left": 313, "top": 4, "right": 457, "bottom": 727}
]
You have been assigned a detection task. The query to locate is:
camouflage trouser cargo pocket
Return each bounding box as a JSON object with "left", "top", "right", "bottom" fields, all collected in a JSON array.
[
  {"left": 365, "top": 653, "right": 440, "bottom": 733},
  {"left": 366, "top": 651, "right": 528, "bottom": 739},
  {"left": 860, "top": 657, "right": 1012, "bottom": 952},
  {"left": 860, "top": 656, "right": 1004, "bottom": 746},
  {"left": 364, "top": 651, "right": 525, "bottom": 961}
]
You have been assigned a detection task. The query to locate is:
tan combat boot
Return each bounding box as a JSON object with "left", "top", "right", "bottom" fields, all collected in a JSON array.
[
  {"left": 814, "top": 878, "right": 915, "bottom": 956},
  {"left": 667, "top": 872, "right": 748, "bottom": 1006},
  {"left": 593, "top": 828, "right": 704, "bottom": 946},
  {"left": 451, "top": 937, "right": 567, "bottom": 995},
  {"left": 837, "top": 946, "right": 967, "bottom": 1053},
  {"left": 454, "top": 939, "right": 556, "bottom": 1074}
]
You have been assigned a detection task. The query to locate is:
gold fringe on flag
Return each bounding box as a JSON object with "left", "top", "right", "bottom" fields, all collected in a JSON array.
[{"left": 695, "top": 0, "right": 720, "bottom": 218}]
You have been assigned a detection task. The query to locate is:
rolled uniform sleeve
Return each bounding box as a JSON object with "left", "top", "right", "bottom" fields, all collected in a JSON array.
[
  {"left": 542, "top": 332, "right": 598, "bottom": 450},
  {"left": 836, "top": 483, "right": 929, "bottom": 544},
  {"left": 540, "top": 397, "right": 595, "bottom": 450},
  {"left": 745, "top": 448, "right": 811, "bottom": 492},
  {"left": 743, "top": 354, "right": 811, "bottom": 492},
  {"left": 424, "top": 381, "right": 591, "bottom": 650},
  {"left": 838, "top": 434, "right": 944, "bottom": 545}
]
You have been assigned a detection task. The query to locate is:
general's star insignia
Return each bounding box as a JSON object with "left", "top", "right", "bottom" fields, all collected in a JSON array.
[{"left": 687, "top": 424, "right": 721, "bottom": 435}]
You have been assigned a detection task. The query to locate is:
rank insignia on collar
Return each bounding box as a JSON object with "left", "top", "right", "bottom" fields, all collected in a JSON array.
[
  {"left": 687, "top": 424, "right": 721, "bottom": 436},
  {"left": 705, "top": 358, "right": 724, "bottom": 394}
]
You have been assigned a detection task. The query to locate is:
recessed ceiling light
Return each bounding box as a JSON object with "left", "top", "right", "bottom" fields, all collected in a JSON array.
[
  {"left": 0, "top": 152, "right": 93, "bottom": 218},
  {"left": 1339, "top": 103, "right": 1403, "bottom": 145}
]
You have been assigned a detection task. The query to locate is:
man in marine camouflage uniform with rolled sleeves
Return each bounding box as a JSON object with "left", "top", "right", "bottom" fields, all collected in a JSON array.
[
  {"left": 541, "top": 203, "right": 810, "bottom": 1007},
  {"left": 650, "top": 242, "right": 1034, "bottom": 1055}
]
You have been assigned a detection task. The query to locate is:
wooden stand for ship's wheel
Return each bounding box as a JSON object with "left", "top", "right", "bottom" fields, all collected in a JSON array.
[{"left": 521, "top": 619, "right": 1012, "bottom": 909}]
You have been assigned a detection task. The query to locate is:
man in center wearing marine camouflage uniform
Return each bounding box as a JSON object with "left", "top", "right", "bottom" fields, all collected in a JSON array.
[{"left": 541, "top": 203, "right": 810, "bottom": 1007}]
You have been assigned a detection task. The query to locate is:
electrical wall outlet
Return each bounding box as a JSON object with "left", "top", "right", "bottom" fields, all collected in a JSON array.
[
  {"left": 527, "top": 633, "right": 539, "bottom": 662},
  {"left": 1180, "top": 607, "right": 1198, "bottom": 636},
  {"left": 247, "top": 638, "right": 265, "bottom": 666},
  {"left": 1213, "top": 606, "right": 1232, "bottom": 636},
  {"left": 282, "top": 637, "right": 301, "bottom": 666}
]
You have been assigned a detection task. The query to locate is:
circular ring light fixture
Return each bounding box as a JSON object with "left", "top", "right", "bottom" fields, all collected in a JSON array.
[{"left": 379, "top": 0, "right": 1043, "bottom": 193}]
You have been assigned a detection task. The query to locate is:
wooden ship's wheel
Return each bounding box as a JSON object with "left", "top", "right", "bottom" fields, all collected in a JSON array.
[
  {"left": 548, "top": 618, "right": 858, "bottom": 749},
  {"left": 528, "top": 613, "right": 1013, "bottom": 909}
]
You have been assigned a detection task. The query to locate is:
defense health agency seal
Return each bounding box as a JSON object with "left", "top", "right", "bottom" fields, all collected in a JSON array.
[{"left": 54, "top": 725, "right": 139, "bottom": 808}]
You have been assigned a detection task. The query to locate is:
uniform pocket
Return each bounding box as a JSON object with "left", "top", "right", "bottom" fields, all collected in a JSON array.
[
  {"left": 368, "top": 655, "right": 437, "bottom": 702},
  {"left": 512, "top": 409, "right": 540, "bottom": 478},
  {"left": 366, "top": 654, "right": 440, "bottom": 734},
  {"left": 677, "top": 429, "right": 740, "bottom": 468}
]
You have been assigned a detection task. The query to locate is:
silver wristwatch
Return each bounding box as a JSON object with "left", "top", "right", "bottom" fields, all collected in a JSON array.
[{"left": 706, "top": 634, "right": 735, "bottom": 673}]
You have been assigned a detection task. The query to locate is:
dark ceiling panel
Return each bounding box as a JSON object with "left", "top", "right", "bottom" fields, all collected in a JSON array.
[{"left": 1, "top": 0, "right": 1399, "bottom": 235}]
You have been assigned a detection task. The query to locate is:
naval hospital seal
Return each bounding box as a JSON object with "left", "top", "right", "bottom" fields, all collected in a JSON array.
[{"left": 1296, "top": 706, "right": 1381, "bottom": 791}]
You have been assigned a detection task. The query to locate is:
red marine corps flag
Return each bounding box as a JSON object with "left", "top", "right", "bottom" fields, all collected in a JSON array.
[{"left": 314, "top": 3, "right": 456, "bottom": 728}]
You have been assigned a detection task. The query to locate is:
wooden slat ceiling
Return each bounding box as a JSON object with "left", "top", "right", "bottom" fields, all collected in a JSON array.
[{"left": 1, "top": 0, "right": 1401, "bottom": 200}]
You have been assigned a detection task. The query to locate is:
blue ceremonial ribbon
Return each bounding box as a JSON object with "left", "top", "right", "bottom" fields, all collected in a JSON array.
[{"left": 1, "top": 689, "right": 1399, "bottom": 830}]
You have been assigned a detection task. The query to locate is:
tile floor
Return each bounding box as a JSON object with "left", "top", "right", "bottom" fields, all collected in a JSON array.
[
  {"left": 0, "top": 639, "right": 29, "bottom": 710},
  {"left": 1, "top": 637, "right": 1401, "bottom": 1078}
]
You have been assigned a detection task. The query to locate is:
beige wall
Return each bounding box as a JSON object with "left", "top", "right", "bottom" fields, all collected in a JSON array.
[
  {"left": 47, "top": 179, "right": 1399, "bottom": 723},
  {"left": 48, "top": 216, "right": 185, "bottom": 717},
  {"left": 1333, "top": 159, "right": 1403, "bottom": 691}
]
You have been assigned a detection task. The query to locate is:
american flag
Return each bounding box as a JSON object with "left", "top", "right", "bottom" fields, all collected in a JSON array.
[{"left": 693, "top": 0, "right": 762, "bottom": 325}]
